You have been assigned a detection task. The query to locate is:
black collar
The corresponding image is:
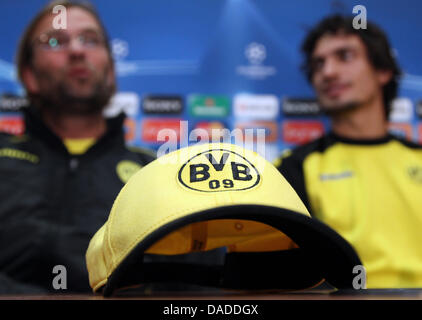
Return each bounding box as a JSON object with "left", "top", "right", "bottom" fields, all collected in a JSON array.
[
  {"left": 328, "top": 131, "right": 394, "bottom": 145},
  {"left": 23, "top": 107, "right": 126, "bottom": 154}
]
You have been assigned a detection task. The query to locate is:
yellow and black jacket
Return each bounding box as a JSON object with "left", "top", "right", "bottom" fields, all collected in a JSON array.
[
  {"left": 0, "top": 108, "right": 155, "bottom": 293},
  {"left": 275, "top": 132, "right": 422, "bottom": 288}
]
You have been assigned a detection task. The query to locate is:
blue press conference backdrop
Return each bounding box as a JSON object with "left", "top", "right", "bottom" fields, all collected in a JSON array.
[{"left": 1, "top": 0, "right": 422, "bottom": 160}]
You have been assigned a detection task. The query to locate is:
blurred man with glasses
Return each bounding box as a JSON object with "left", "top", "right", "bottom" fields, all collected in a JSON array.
[{"left": 0, "top": 1, "right": 154, "bottom": 294}]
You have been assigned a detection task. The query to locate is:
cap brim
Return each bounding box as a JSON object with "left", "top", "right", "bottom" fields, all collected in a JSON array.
[{"left": 101, "top": 204, "right": 361, "bottom": 296}]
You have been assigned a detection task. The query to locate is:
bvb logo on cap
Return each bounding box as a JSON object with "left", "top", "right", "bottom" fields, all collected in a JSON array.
[{"left": 178, "top": 148, "right": 260, "bottom": 192}]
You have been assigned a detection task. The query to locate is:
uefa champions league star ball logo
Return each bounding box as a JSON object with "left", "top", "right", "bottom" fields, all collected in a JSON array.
[
  {"left": 237, "top": 42, "right": 276, "bottom": 80},
  {"left": 112, "top": 39, "right": 129, "bottom": 60},
  {"left": 244, "top": 42, "right": 266, "bottom": 65}
]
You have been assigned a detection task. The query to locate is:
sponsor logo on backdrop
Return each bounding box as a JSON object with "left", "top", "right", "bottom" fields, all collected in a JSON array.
[
  {"left": 236, "top": 42, "right": 277, "bottom": 80},
  {"left": 0, "top": 116, "right": 25, "bottom": 135},
  {"left": 390, "top": 98, "right": 413, "bottom": 122},
  {"left": 388, "top": 123, "right": 413, "bottom": 141},
  {"left": 233, "top": 94, "right": 279, "bottom": 119},
  {"left": 282, "top": 98, "right": 321, "bottom": 116},
  {"left": 103, "top": 92, "right": 139, "bottom": 118},
  {"left": 142, "top": 118, "right": 184, "bottom": 143},
  {"left": 142, "top": 96, "right": 183, "bottom": 114},
  {"left": 0, "top": 94, "right": 28, "bottom": 112},
  {"left": 235, "top": 121, "right": 277, "bottom": 143},
  {"left": 282, "top": 121, "right": 324, "bottom": 145},
  {"left": 188, "top": 95, "right": 230, "bottom": 117}
]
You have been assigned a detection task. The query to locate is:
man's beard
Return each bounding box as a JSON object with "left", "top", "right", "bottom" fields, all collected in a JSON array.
[
  {"left": 30, "top": 71, "right": 115, "bottom": 116},
  {"left": 318, "top": 100, "right": 360, "bottom": 116}
]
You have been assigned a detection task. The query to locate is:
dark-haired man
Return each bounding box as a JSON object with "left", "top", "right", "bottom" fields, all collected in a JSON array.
[
  {"left": 275, "top": 15, "right": 422, "bottom": 288},
  {"left": 0, "top": 1, "right": 154, "bottom": 293}
]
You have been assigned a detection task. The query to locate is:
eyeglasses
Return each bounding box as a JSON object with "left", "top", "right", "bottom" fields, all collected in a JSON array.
[{"left": 33, "top": 30, "right": 106, "bottom": 51}]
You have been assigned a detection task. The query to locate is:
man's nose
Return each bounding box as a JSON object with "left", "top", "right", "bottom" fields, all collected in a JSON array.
[
  {"left": 67, "top": 38, "right": 86, "bottom": 59},
  {"left": 321, "top": 57, "right": 339, "bottom": 79},
  {"left": 68, "top": 41, "right": 85, "bottom": 60}
]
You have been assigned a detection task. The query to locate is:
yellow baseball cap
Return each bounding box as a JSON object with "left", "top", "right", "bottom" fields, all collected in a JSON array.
[{"left": 86, "top": 143, "right": 361, "bottom": 296}]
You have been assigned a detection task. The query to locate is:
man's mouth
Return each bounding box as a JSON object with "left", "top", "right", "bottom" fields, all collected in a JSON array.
[
  {"left": 322, "top": 83, "right": 350, "bottom": 98},
  {"left": 68, "top": 67, "right": 91, "bottom": 79}
]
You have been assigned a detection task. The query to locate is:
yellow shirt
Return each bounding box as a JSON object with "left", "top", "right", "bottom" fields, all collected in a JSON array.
[
  {"left": 276, "top": 133, "right": 422, "bottom": 288},
  {"left": 63, "top": 138, "right": 96, "bottom": 155}
]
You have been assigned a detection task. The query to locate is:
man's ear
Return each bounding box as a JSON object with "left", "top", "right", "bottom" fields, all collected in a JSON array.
[
  {"left": 377, "top": 69, "right": 393, "bottom": 86},
  {"left": 21, "top": 67, "right": 39, "bottom": 94}
]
